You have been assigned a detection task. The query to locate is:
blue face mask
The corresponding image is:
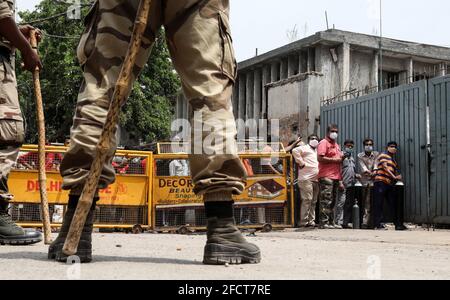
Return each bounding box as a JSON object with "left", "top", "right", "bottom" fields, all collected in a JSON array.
[{"left": 344, "top": 148, "right": 354, "bottom": 156}]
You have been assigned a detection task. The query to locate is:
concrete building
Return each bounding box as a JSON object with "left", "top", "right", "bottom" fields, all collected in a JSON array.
[{"left": 175, "top": 29, "right": 450, "bottom": 144}]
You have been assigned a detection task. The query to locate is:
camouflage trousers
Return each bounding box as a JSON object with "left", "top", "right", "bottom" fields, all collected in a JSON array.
[
  {"left": 0, "top": 147, "right": 19, "bottom": 208},
  {"left": 318, "top": 178, "right": 340, "bottom": 225},
  {"left": 0, "top": 55, "right": 24, "bottom": 207},
  {"left": 60, "top": 0, "right": 246, "bottom": 200}
]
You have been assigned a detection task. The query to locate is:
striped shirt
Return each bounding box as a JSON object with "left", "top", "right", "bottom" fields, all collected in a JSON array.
[{"left": 374, "top": 152, "right": 399, "bottom": 185}]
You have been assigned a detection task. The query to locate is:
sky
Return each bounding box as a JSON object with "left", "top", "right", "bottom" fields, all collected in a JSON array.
[{"left": 17, "top": 0, "right": 450, "bottom": 62}]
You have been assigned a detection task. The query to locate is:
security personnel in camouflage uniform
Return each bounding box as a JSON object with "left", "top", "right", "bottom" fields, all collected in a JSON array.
[
  {"left": 49, "top": 0, "right": 261, "bottom": 265},
  {"left": 0, "top": 0, "right": 43, "bottom": 245}
]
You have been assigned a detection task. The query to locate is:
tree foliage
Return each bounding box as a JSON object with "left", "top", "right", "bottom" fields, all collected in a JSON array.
[{"left": 16, "top": 0, "right": 180, "bottom": 146}]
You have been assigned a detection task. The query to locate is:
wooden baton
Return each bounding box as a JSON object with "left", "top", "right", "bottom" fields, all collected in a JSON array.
[
  {"left": 62, "top": 0, "right": 152, "bottom": 256},
  {"left": 30, "top": 29, "right": 52, "bottom": 245}
]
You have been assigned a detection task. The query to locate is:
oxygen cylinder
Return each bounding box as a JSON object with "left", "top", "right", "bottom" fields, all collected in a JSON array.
[
  {"left": 353, "top": 200, "right": 360, "bottom": 229},
  {"left": 353, "top": 181, "right": 363, "bottom": 229}
]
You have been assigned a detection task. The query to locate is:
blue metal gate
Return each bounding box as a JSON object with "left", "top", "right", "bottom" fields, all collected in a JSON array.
[
  {"left": 429, "top": 75, "right": 450, "bottom": 224},
  {"left": 320, "top": 80, "right": 430, "bottom": 224}
]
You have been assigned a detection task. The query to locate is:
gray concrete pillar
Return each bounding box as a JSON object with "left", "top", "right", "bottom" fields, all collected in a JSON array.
[
  {"left": 183, "top": 95, "right": 189, "bottom": 121},
  {"left": 439, "top": 62, "right": 447, "bottom": 76},
  {"left": 288, "top": 55, "right": 298, "bottom": 77},
  {"left": 246, "top": 71, "right": 254, "bottom": 120},
  {"left": 280, "top": 58, "right": 288, "bottom": 80},
  {"left": 232, "top": 77, "right": 239, "bottom": 119},
  {"left": 262, "top": 66, "right": 271, "bottom": 119},
  {"left": 308, "top": 48, "right": 315, "bottom": 72},
  {"left": 238, "top": 74, "right": 246, "bottom": 120},
  {"left": 253, "top": 69, "right": 262, "bottom": 123},
  {"left": 371, "top": 52, "right": 379, "bottom": 90},
  {"left": 339, "top": 42, "right": 351, "bottom": 92},
  {"left": 298, "top": 51, "right": 307, "bottom": 74},
  {"left": 407, "top": 58, "right": 414, "bottom": 83},
  {"left": 271, "top": 61, "right": 279, "bottom": 82},
  {"left": 315, "top": 46, "right": 324, "bottom": 74},
  {"left": 180, "top": 95, "right": 186, "bottom": 120}
]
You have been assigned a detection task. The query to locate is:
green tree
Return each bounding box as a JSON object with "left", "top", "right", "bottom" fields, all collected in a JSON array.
[
  {"left": 120, "top": 32, "right": 181, "bottom": 145},
  {"left": 16, "top": 0, "right": 180, "bottom": 145}
]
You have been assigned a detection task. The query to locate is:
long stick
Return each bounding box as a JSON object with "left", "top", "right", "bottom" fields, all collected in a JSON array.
[
  {"left": 30, "top": 29, "right": 52, "bottom": 245},
  {"left": 63, "top": 0, "right": 152, "bottom": 256}
]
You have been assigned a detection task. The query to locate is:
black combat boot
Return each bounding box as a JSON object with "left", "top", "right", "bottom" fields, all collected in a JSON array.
[
  {"left": 203, "top": 217, "right": 261, "bottom": 265},
  {"left": 202, "top": 198, "right": 261, "bottom": 265},
  {"left": 48, "top": 195, "right": 97, "bottom": 263},
  {"left": 0, "top": 203, "right": 42, "bottom": 245}
]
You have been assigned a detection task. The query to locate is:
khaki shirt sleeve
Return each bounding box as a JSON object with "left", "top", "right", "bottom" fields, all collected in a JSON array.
[{"left": 0, "top": 0, "right": 13, "bottom": 20}]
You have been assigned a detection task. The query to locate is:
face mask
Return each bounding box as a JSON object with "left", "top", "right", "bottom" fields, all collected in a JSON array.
[
  {"left": 309, "top": 140, "right": 319, "bottom": 148},
  {"left": 329, "top": 132, "right": 338, "bottom": 140},
  {"left": 365, "top": 146, "right": 374, "bottom": 152},
  {"left": 345, "top": 148, "right": 354, "bottom": 154}
]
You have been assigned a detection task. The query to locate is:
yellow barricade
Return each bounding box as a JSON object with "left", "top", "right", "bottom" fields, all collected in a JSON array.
[
  {"left": 10, "top": 145, "right": 152, "bottom": 232},
  {"left": 8, "top": 143, "right": 295, "bottom": 233},
  {"left": 152, "top": 142, "right": 295, "bottom": 233}
]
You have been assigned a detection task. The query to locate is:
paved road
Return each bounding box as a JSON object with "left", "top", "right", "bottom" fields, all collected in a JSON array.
[{"left": 1, "top": 227, "right": 449, "bottom": 280}]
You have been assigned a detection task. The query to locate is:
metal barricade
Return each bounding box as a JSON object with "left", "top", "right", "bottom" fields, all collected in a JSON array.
[
  {"left": 8, "top": 142, "right": 295, "bottom": 233},
  {"left": 9, "top": 145, "right": 153, "bottom": 233},
  {"left": 152, "top": 142, "right": 294, "bottom": 233}
]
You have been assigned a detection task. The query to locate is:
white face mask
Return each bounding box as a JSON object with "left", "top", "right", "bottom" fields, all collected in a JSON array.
[
  {"left": 329, "top": 132, "right": 338, "bottom": 140},
  {"left": 309, "top": 140, "right": 319, "bottom": 148},
  {"left": 365, "top": 146, "right": 374, "bottom": 152}
]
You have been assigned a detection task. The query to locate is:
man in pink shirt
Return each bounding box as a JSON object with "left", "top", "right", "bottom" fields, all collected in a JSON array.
[{"left": 317, "top": 124, "right": 344, "bottom": 229}]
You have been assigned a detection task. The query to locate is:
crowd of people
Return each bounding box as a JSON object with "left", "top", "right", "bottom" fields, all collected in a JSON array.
[
  {"left": 292, "top": 124, "right": 407, "bottom": 231},
  {"left": 10, "top": 132, "right": 408, "bottom": 232}
]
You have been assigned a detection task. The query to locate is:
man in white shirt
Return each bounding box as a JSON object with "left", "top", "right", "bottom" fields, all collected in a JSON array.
[
  {"left": 169, "top": 159, "right": 189, "bottom": 177},
  {"left": 292, "top": 135, "right": 320, "bottom": 227}
]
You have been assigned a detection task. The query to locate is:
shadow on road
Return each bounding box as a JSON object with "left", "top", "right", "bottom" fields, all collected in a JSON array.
[
  {"left": 0, "top": 252, "right": 202, "bottom": 265},
  {"left": 93, "top": 255, "right": 202, "bottom": 265}
]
